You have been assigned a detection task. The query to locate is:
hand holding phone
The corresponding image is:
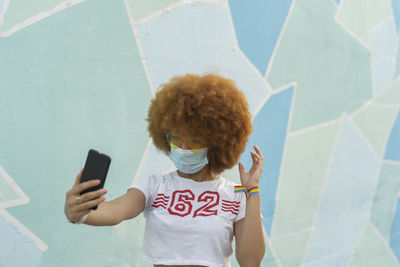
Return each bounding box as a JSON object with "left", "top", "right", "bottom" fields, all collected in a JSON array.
[{"left": 80, "top": 149, "right": 111, "bottom": 210}]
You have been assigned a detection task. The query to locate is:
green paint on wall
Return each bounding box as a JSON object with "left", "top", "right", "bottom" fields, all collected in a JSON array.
[
  {"left": 221, "top": 165, "right": 241, "bottom": 185},
  {"left": 351, "top": 104, "right": 399, "bottom": 158},
  {"left": 0, "top": 172, "right": 20, "bottom": 202},
  {"left": 127, "top": 0, "right": 181, "bottom": 21},
  {"left": 347, "top": 223, "right": 399, "bottom": 267},
  {"left": 231, "top": 234, "right": 279, "bottom": 267},
  {"left": 266, "top": 0, "right": 371, "bottom": 132},
  {"left": 107, "top": 215, "right": 151, "bottom": 267},
  {"left": 270, "top": 121, "right": 340, "bottom": 266},
  {"left": 335, "top": 0, "right": 392, "bottom": 47},
  {"left": 370, "top": 163, "right": 400, "bottom": 239},
  {"left": 0, "top": 0, "right": 152, "bottom": 266},
  {"left": 261, "top": 236, "right": 280, "bottom": 267},
  {"left": 396, "top": 41, "right": 400, "bottom": 78},
  {"left": 374, "top": 78, "right": 400, "bottom": 105},
  {"left": 0, "top": 0, "right": 64, "bottom": 32}
]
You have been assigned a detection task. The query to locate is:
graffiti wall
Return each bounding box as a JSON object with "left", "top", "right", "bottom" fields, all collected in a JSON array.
[{"left": 1, "top": 0, "right": 399, "bottom": 266}]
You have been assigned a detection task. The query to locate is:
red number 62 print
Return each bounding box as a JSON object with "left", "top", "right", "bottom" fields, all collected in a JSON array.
[{"left": 167, "top": 190, "right": 219, "bottom": 217}]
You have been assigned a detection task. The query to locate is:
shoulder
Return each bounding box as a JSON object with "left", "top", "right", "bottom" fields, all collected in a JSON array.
[
  {"left": 143, "top": 171, "right": 178, "bottom": 187},
  {"left": 143, "top": 172, "right": 172, "bottom": 182},
  {"left": 218, "top": 177, "right": 246, "bottom": 202},
  {"left": 218, "top": 176, "right": 242, "bottom": 191},
  {"left": 130, "top": 172, "right": 165, "bottom": 191}
]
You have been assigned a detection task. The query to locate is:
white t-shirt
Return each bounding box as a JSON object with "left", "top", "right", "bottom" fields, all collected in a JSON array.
[{"left": 129, "top": 171, "right": 246, "bottom": 267}]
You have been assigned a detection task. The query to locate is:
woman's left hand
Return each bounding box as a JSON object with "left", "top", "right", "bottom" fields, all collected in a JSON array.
[{"left": 238, "top": 145, "right": 264, "bottom": 188}]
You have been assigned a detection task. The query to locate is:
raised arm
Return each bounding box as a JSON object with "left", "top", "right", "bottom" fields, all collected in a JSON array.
[
  {"left": 234, "top": 145, "right": 265, "bottom": 266},
  {"left": 64, "top": 169, "right": 145, "bottom": 226}
]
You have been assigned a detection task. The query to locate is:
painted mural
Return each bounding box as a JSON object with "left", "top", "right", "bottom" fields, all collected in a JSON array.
[{"left": 1, "top": 0, "right": 400, "bottom": 266}]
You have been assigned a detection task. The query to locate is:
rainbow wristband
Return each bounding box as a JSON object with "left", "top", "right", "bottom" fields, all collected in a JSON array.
[
  {"left": 247, "top": 186, "right": 260, "bottom": 196},
  {"left": 234, "top": 186, "right": 260, "bottom": 198},
  {"left": 234, "top": 186, "right": 247, "bottom": 193},
  {"left": 234, "top": 186, "right": 249, "bottom": 197}
]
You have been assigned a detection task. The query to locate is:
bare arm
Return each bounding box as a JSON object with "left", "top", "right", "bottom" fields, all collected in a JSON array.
[
  {"left": 234, "top": 195, "right": 265, "bottom": 266},
  {"left": 84, "top": 188, "right": 145, "bottom": 226},
  {"left": 65, "top": 169, "right": 145, "bottom": 226},
  {"left": 234, "top": 145, "right": 266, "bottom": 266}
]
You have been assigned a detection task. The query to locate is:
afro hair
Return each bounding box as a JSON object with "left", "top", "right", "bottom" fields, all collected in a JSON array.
[{"left": 147, "top": 73, "right": 252, "bottom": 174}]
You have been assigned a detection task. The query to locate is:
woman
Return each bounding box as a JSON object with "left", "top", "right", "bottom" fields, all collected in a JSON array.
[{"left": 65, "top": 74, "right": 265, "bottom": 267}]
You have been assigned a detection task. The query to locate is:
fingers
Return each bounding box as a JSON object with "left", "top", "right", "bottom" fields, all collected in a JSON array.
[
  {"left": 81, "top": 189, "right": 108, "bottom": 204},
  {"left": 238, "top": 162, "right": 247, "bottom": 185},
  {"left": 67, "top": 188, "right": 107, "bottom": 206},
  {"left": 66, "top": 188, "right": 107, "bottom": 221},
  {"left": 250, "top": 151, "right": 257, "bottom": 163},
  {"left": 247, "top": 146, "right": 264, "bottom": 178},
  {"left": 237, "top": 146, "right": 264, "bottom": 188},
  {"left": 72, "top": 179, "right": 101, "bottom": 196},
  {"left": 75, "top": 195, "right": 106, "bottom": 212},
  {"left": 254, "top": 145, "right": 264, "bottom": 158},
  {"left": 66, "top": 170, "right": 85, "bottom": 198},
  {"left": 238, "top": 162, "right": 245, "bottom": 175},
  {"left": 73, "top": 169, "right": 84, "bottom": 186},
  {"left": 238, "top": 145, "right": 264, "bottom": 172},
  {"left": 66, "top": 181, "right": 98, "bottom": 207},
  {"left": 66, "top": 169, "right": 108, "bottom": 222},
  {"left": 250, "top": 151, "right": 261, "bottom": 165},
  {"left": 68, "top": 169, "right": 101, "bottom": 197},
  {"left": 251, "top": 145, "right": 264, "bottom": 165}
]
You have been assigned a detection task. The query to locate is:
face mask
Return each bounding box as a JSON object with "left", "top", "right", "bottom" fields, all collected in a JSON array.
[{"left": 169, "top": 147, "right": 209, "bottom": 174}]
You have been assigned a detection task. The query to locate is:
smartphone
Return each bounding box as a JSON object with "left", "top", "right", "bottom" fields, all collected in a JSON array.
[{"left": 80, "top": 149, "right": 111, "bottom": 210}]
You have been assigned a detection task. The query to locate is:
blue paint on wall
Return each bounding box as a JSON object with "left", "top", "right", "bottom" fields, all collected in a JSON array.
[
  {"left": 228, "top": 0, "right": 293, "bottom": 74},
  {"left": 303, "top": 117, "right": 381, "bottom": 267},
  {"left": 392, "top": 0, "right": 400, "bottom": 34},
  {"left": 240, "top": 86, "right": 294, "bottom": 236},
  {"left": 137, "top": 2, "right": 270, "bottom": 115},
  {"left": 384, "top": 110, "right": 400, "bottom": 161},
  {"left": 390, "top": 197, "right": 400, "bottom": 261}
]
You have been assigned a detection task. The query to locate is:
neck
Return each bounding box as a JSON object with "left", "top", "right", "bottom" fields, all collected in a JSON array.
[{"left": 177, "top": 166, "right": 218, "bottom": 182}]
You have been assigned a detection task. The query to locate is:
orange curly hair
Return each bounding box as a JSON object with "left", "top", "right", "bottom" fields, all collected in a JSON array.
[{"left": 147, "top": 73, "right": 252, "bottom": 174}]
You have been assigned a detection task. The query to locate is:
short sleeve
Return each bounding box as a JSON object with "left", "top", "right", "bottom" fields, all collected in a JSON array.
[
  {"left": 234, "top": 191, "right": 247, "bottom": 222},
  {"left": 128, "top": 175, "right": 156, "bottom": 211}
]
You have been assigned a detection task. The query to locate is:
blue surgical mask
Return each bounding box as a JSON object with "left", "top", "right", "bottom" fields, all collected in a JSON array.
[{"left": 169, "top": 147, "right": 209, "bottom": 174}]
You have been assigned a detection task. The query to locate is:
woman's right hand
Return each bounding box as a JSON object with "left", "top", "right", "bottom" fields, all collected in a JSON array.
[{"left": 64, "top": 169, "right": 108, "bottom": 223}]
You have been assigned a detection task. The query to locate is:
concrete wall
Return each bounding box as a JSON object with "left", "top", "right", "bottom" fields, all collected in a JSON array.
[{"left": 1, "top": 0, "right": 400, "bottom": 266}]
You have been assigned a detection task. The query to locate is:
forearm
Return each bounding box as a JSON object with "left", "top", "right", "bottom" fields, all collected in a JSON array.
[
  {"left": 84, "top": 201, "right": 122, "bottom": 226},
  {"left": 237, "top": 195, "right": 265, "bottom": 265},
  {"left": 84, "top": 189, "right": 145, "bottom": 226}
]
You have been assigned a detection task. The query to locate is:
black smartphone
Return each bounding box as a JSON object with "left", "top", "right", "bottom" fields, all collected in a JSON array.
[{"left": 80, "top": 149, "right": 111, "bottom": 210}]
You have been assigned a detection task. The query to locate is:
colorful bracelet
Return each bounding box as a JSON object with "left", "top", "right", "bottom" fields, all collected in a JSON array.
[
  {"left": 247, "top": 186, "right": 260, "bottom": 196},
  {"left": 234, "top": 186, "right": 247, "bottom": 193},
  {"left": 234, "top": 186, "right": 249, "bottom": 197},
  {"left": 234, "top": 186, "right": 260, "bottom": 198}
]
